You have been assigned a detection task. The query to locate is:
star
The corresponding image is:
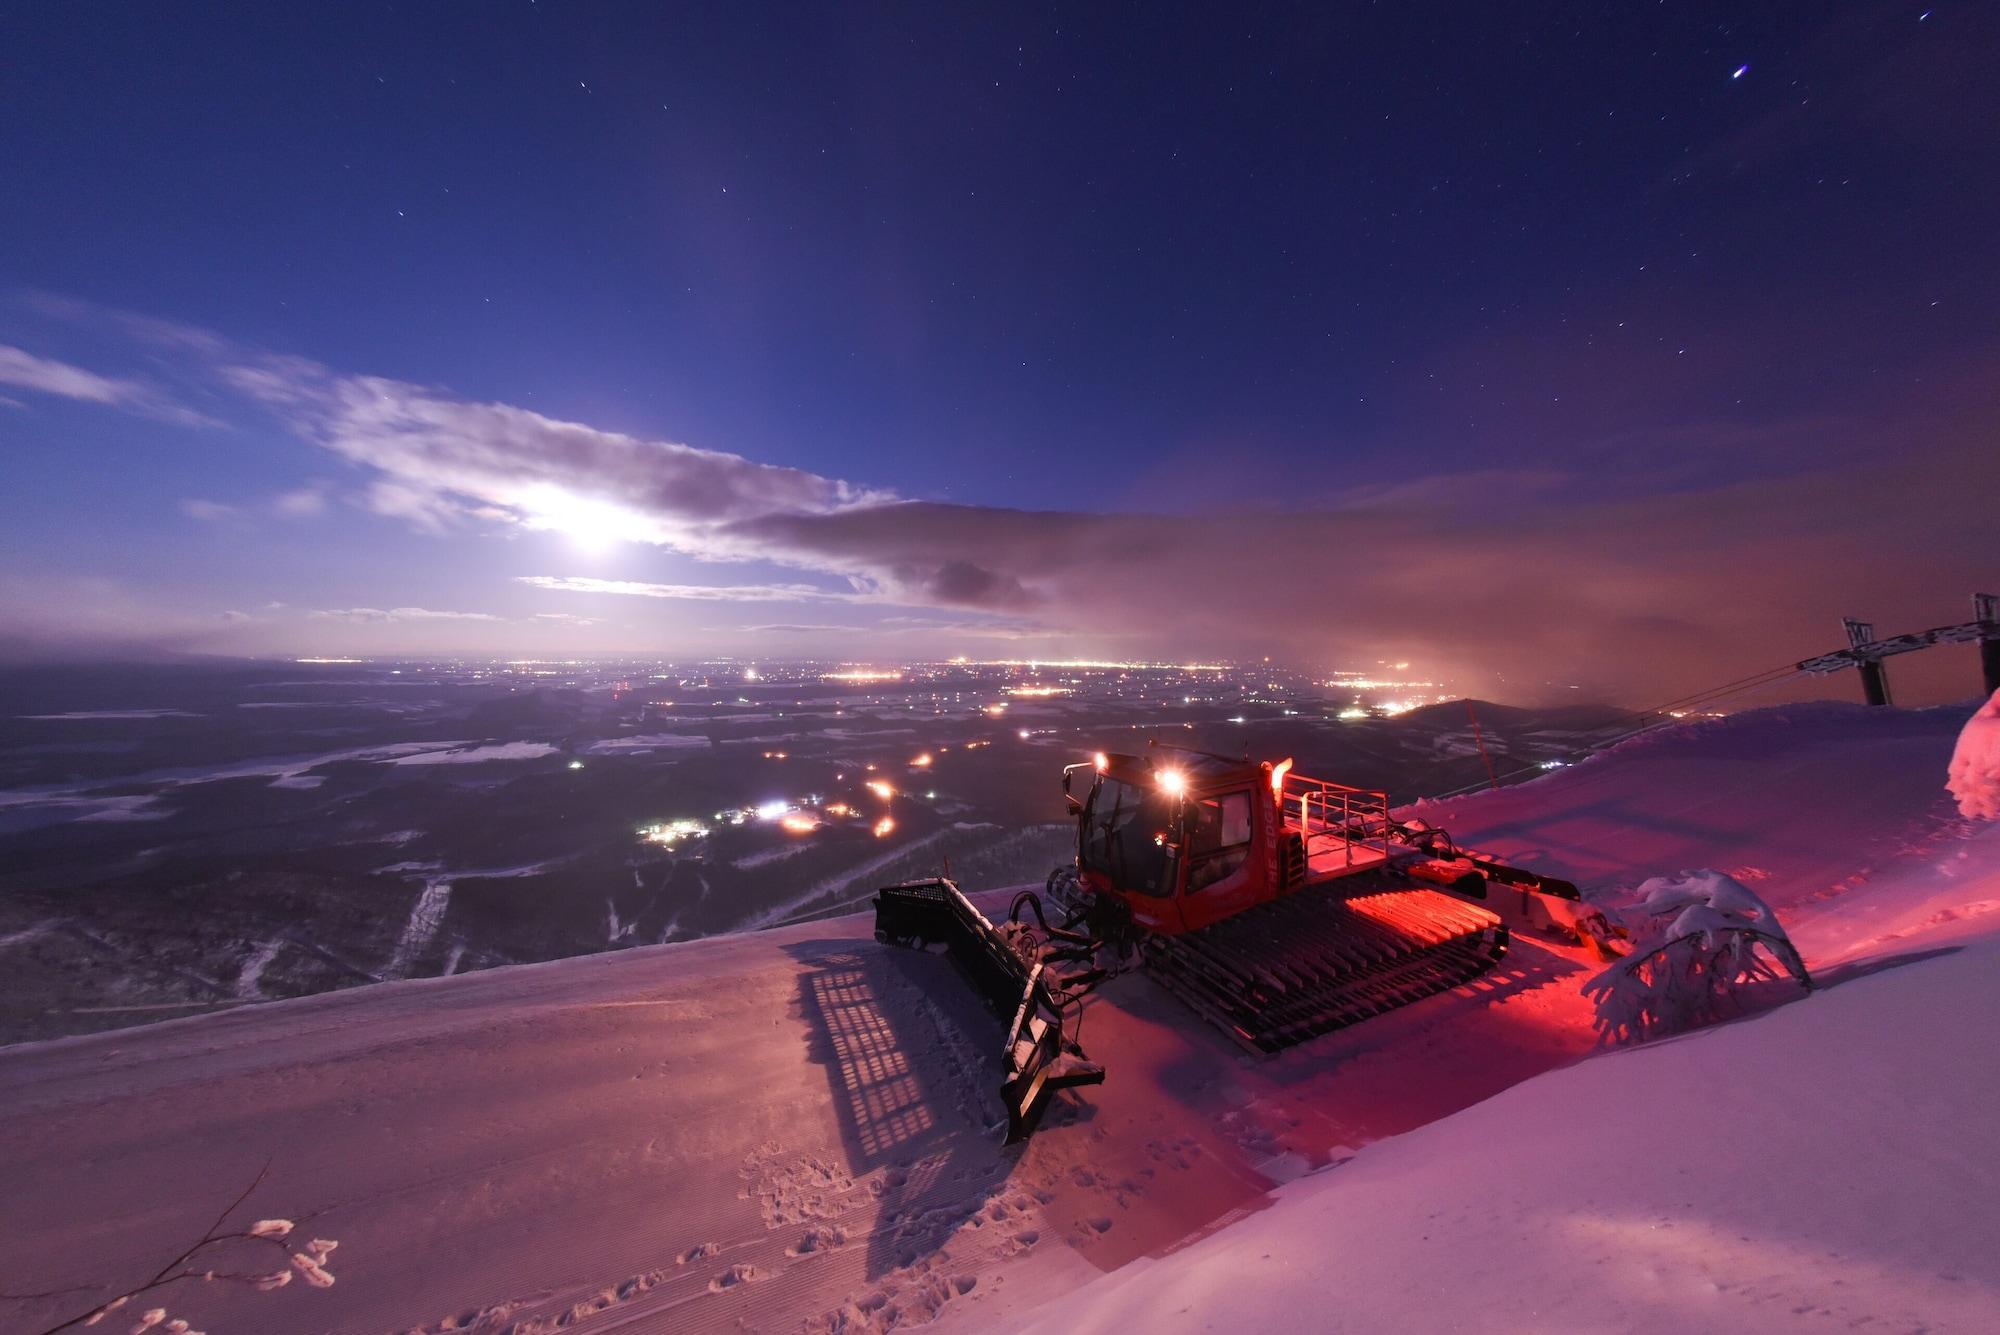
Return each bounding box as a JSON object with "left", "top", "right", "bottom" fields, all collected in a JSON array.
[{"left": 1731, "top": 64, "right": 1750, "bottom": 80}]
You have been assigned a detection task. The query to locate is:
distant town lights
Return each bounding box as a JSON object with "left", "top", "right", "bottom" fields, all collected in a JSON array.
[{"left": 639, "top": 818, "right": 708, "bottom": 847}]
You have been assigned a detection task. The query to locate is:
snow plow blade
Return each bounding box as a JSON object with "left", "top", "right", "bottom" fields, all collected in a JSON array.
[
  {"left": 1143, "top": 884, "right": 1508, "bottom": 1054},
  {"left": 872, "top": 878, "right": 1104, "bottom": 1143},
  {"left": 1463, "top": 853, "right": 1581, "bottom": 900}
]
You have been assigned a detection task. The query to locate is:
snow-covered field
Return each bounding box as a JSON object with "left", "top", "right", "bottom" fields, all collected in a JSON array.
[{"left": 1, "top": 700, "right": 1995, "bottom": 1334}]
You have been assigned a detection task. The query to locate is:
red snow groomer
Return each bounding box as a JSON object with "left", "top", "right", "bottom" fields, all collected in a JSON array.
[{"left": 873, "top": 745, "right": 1609, "bottom": 1140}]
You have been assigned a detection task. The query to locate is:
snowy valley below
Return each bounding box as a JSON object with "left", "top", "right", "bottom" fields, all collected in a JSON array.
[{"left": 2, "top": 699, "right": 1997, "bottom": 1334}]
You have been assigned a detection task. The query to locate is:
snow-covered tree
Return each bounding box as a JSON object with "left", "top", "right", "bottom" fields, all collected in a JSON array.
[
  {"left": 1947, "top": 687, "right": 2000, "bottom": 821},
  {"left": 1581, "top": 870, "right": 1812, "bottom": 1044}
]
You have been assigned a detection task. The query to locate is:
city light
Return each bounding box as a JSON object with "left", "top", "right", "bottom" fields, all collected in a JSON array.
[
  {"left": 639, "top": 818, "right": 708, "bottom": 848},
  {"left": 872, "top": 815, "right": 896, "bottom": 838},
  {"left": 865, "top": 780, "right": 895, "bottom": 800}
]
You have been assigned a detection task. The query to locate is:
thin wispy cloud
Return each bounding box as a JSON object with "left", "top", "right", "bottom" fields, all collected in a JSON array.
[
  {"left": 517, "top": 575, "right": 870, "bottom": 603},
  {"left": 0, "top": 343, "right": 221, "bottom": 427},
  {"left": 274, "top": 484, "right": 330, "bottom": 516},
  {"left": 311, "top": 607, "right": 504, "bottom": 623}
]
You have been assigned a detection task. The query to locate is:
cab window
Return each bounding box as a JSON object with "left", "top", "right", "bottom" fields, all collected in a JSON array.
[{"left": 1186, "top": 789, "right": 1252, "bottom": 892}]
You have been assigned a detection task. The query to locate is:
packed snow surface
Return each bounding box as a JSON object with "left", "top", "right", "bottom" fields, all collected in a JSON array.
[
  {"left": 1, "top": 700, "right": 1996, "bottom": 1334},
  {"left": 1025, "top": 933, "right": 2000, "bottom": 1335}
]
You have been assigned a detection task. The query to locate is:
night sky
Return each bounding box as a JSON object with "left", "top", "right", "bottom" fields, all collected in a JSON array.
[{"left": 2, "top": 2, "right": 1994, "bottom": 702}]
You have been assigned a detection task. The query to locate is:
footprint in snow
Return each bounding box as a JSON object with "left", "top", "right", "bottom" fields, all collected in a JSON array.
[
  {"left": 788, "top": 1225, "right": 848, "bottom": 1256},
  {"left": 708, "top": 1263, "right": 761, "bottom": 1292}
]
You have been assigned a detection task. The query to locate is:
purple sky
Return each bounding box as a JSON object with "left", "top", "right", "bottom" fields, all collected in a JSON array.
[{"left": 1, "top": 4, "right": 1995, "bottom": 703}]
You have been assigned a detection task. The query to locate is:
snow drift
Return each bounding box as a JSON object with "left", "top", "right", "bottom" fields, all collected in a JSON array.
[{"left": 1947, "top": 686, "right": 2000, "bottom": 820}]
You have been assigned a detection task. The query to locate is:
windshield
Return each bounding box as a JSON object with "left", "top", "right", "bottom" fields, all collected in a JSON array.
[{"left": 1079, "top": 776, "right": 1177, "bottom": 897}]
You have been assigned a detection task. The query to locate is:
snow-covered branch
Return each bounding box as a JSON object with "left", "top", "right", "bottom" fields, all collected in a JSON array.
[
  {"left": 9, "top": 1163, "right": 340, "bottom": 1335},
  {"left": 1581, "top": 870, "right": 1813, "bottom": 1044}
]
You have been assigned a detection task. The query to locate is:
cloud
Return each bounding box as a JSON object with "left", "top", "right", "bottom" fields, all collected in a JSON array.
[
  {"left": 517, "top": 575, "right": 869, "bottom": 603},
  {"left": 20, "top": 292, "right": 232, "bottom": 357},
  {"left": 274, "top": 484, "right": 330, "bottom": 516},
  {"left": 0, "top": 344, "right": 144, "bottom": 404},
  {"left": 209, "top": 348, "right": 2000, "bottom": 698},
  {"left": 180, "top": 498, "right": 240, "bottom": 521},
  {"left": 531, "top": 611, "right": 601, "bottom": 625},
  {"left": 738, "top": 622, "right": 860, "bottom": 634},
  {"left": 15, "top": 302, "right": 2000, "bottom": 702},
  {"left": 210, "top": 355, "right": 1066, "bottom": 613},
  {"left": 0, "top": 344, "right": 220, "bottom": 427},
  {"left": 311, "top": 607, "right": 503, "bottom": 623},
  {"left": 221, "top": 357, "right": 891, "bottom": 548}
]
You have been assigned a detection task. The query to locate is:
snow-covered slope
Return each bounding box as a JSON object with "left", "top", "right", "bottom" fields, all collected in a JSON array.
[
  {"left": 1025, "top": 881, "right": 2000, "bottom": 1334},
  {"left": 1022, "top": 700, "right": 2000, "bottom": 1334},
  {"left": 1, "top": 701, "right": 1994, "bottom": 1335}
]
